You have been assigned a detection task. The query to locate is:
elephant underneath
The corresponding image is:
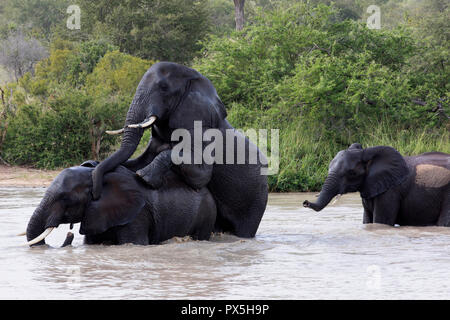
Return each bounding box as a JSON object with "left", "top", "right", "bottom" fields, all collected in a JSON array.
[
  {"left": 25, "top": 161, "right": 217, "bottom": 246},
  {"left": 304, "top": 144, "right": 450, "bottom": 226}
]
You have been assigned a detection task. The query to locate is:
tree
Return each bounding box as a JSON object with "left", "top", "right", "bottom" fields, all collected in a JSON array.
[
  {"left": 233, "top": 0, "right": 245, "bottom": 31},
  {"left": 0, "top": 0, "right": 71, "bottom": 40},
  {"left": 78, "top": 0, "right": 211, "bottom": 64},
  {"left": 0, "top": 31, "right": 47, "bottom": 82}
]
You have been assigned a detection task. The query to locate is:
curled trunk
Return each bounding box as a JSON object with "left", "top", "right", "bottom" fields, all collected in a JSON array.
[
  {"left": 303, "top": 172, "right": 340, "bottom": 211},
  {"left": 92, "top": 97, "right": 146, "bottom": 199}
]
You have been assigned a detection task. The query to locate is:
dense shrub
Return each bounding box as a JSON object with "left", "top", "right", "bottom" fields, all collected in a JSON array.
[
  {"left": 1, "top": 40, "right": 153, "bottom": 168},
  {"left": 3, "top": 93, "right": 91, "bottom": 168}
]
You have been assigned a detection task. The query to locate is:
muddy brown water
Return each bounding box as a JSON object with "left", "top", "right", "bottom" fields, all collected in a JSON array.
[{"left": 1, "top": 187, "right": 450, "bottom": 299}]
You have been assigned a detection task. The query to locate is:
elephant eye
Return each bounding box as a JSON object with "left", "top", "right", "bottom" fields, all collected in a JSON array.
[
  {"left": 158, "top": 81, "right": 169, "bottom": 92},
  {"left": 348, "top": 170, "right": 357, "bottom": 177}
]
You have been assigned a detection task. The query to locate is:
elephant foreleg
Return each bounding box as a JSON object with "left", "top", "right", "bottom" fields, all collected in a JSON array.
[
  {"left": 136, "top": 149, "right": 173, "bottom": 189},
  {"left": 371, "top": 191, "right": 400, "bottom": 226},
  {"left": 172, "top": 162, "right": 213, "bottom": 190},
  {"left": 363, "top": 209, "right": 373, "bottom": 224},
  {"left": 362, "top": 199, "right": 373, "bottom": 224},
  {"left": 123, "top": 136, "right": 170, "bottom": 172}
]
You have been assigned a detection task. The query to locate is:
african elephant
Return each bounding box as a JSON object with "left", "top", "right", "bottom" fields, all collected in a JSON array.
[
  {"left": 303, "top": 143, "right": 450, "bottom": 226},
  {"left": 92, "top": 61, "right": 268, "bottom": 238},
  {"left": 26, "top": 161, "right": 216, "bottom": 246}
]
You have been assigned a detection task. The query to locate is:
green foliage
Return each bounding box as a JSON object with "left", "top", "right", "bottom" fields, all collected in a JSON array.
[
  {"left": 78, "top": 0, "right": 212, "bottom": 64},
  {"left": 2, "top": 87, "right": 131, "bottom": 168},
  {"left": 1, "top": 39, "right": 152, "bottom": 168},
  {"left": 0, "top": 0, "right": 71, "bottom": 40},
  {"left": 33, "top": 39, "right": 116, "bottom": 87},
  {"left": 3, "top": 93, "right": 91, "bottom": 168},
  {"left": 87, "top": 50, "right": 153, "bottom": 96},
  {"left": 65, "top": 40, "right": 117, "bottom": 87}
]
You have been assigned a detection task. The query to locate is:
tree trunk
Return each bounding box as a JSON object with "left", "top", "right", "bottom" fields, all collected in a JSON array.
[{"left": 234, "top": 0, "right": 245, "bottom": 31}]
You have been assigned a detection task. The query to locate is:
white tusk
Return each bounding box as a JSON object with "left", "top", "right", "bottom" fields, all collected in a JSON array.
[
  {"left": 105, "top": 128, "right": 124, "bottom": 135},
  {"left": 331, "top": 194, "right": 342, "bottom": 205},
  {"left": 127, "top": 116, "right": 157, "bottom": 129},
  {"left": 17, "top": 231, "right": 26, "bottom": 236},
  {"left": 26, "top": 227, "right": 54, "bottom": 246}
]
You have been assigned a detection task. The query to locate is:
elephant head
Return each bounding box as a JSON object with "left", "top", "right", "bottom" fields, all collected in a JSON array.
[
  {"left": 92, "top": 61, "right": 227, "bottom": 199},
  {"left": 303, "top": 143, "right": 409, "bottom": 211},
  {"left": 26, "top": 163, "right": 146, "bottom": 246}
]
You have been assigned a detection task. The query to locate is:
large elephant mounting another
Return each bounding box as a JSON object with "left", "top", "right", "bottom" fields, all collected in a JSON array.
[
  {"left": 303, "top": 143, "right": 450, "bottom": 226},
  {"left": 92, "top": 62, "right": 268, "bottom": 238}
]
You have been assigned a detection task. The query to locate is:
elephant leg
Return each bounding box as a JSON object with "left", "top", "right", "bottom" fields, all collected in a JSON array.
[
  {"left": 363, "top": 209, "right": 373, "bottom": 224},
  {"left": 137, "top": 143, "right": 213, "bottom": 190},
  {"left": 437, "top": 195, "right": 450, "bottom": 226},
  {"left": 213, "top": 182, "right": 268, "bottom": 238},
  {"left": 124, "top": 136, "right": 170, "bottom": 172},
  {"left": 190, "top": 194, "right": 216, "bottom": 241},
  {"left": 136, "top": 149, "right": 173, "bottom": 189},
  {"left": 362, "top": 199, "right": 373, "bottom": 224},
  {"left": 372, "top": 191, "right": 400, "bottom": 226},
  {"left": 115, "top": 219, "right": 150, "bottom": 245},
  {"left": 214, "top": 199, "right": 265, "bottom": 238},
  {"left": 172, "top": 162, "right": 213, "bottom": 190}
]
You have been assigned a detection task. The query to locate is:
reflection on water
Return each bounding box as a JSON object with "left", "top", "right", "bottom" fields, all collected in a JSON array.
[{"left": 1, "top": 187, "right": 450, "bottom": 299}]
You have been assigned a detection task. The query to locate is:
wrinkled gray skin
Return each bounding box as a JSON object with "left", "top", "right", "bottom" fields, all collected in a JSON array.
[
  {"left": 92, "top": 62, "right": 268, "bottom": 238},
  {"left": 26, "top": 161, "right": 216, "bottom": 246},
  {"left": 304, "top": 143, "right": 450, "bottom": 226}
]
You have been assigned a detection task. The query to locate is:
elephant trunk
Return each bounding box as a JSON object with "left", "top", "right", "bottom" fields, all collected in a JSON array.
[
  {"left": 104, "top": 93, "right": 149, "bottom": 169},
  {"left": 92, "top": 85, "right": 165, "bottom": 199},
  {"left": 92, "top": 96, "right": 147, "bottom": 198},
  {"left": 26, "top": 194, "right": 54, "bottom": 246},
  {"left": 98, "top": 127, "right": 144, "bottom": 174},
  {"left": 303, "top": 172, "right": 340, "bottom": 212}
]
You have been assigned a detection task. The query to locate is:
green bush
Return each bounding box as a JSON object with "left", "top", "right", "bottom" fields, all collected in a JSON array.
[
  {"left": 1, "top": 38, "right": 154, "bottom": 168},
  {"left": 86, "top": 50, "right": 153, "bottom": 96},
  {"left": 1, "top": 88, "right": 129, "bottom": 168},
  {"left": 3, "top": 93, "right": 91, "bottom": 168}
]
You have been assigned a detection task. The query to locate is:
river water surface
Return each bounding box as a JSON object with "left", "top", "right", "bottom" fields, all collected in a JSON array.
[{"left": 1, "top": 187, "right": 450, "bottom": 299}]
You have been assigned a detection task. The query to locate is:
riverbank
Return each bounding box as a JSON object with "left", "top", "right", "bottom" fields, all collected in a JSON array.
[{"left": 0, "top": 165, "right": 59, "bottom": 187}]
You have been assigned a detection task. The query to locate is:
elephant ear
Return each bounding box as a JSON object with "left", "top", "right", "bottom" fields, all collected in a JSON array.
[
  {"left": 348, "top": 143, "right": 363, "bottom": 150},
  {"left": 80, "top": 170, "right": 145, "bottom": 235},
  {"left": 360, "top": 146, "right": 409, "bottom": 199},
  {"left": 169, "top": 75, "right": 227, "bottom": 130},
  {"left": 80, "top": 160, "right": 99, "bottom": 168}
]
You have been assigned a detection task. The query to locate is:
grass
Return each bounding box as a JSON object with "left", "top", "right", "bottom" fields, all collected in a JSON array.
[
  {"left": 360, "top": 121, "right": 450, "bottom": 155},
  {"left": 265, "top": 116, "right": 450, "bottom": 192}
]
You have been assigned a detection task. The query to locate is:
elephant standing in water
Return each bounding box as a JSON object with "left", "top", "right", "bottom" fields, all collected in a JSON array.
[
  {"left": 92, "top": 62, "right": 268, "bottom": 238},
  {"left": 26, "top": 161, "right": 216, "bottom": 246},
  {"left": 304, "top": 143, "right": 450, "bottom": 226}
]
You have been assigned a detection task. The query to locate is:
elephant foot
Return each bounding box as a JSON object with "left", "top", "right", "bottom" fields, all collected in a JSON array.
[{"left": 136, "top": 168, "right": 164, "bottom": 189}]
